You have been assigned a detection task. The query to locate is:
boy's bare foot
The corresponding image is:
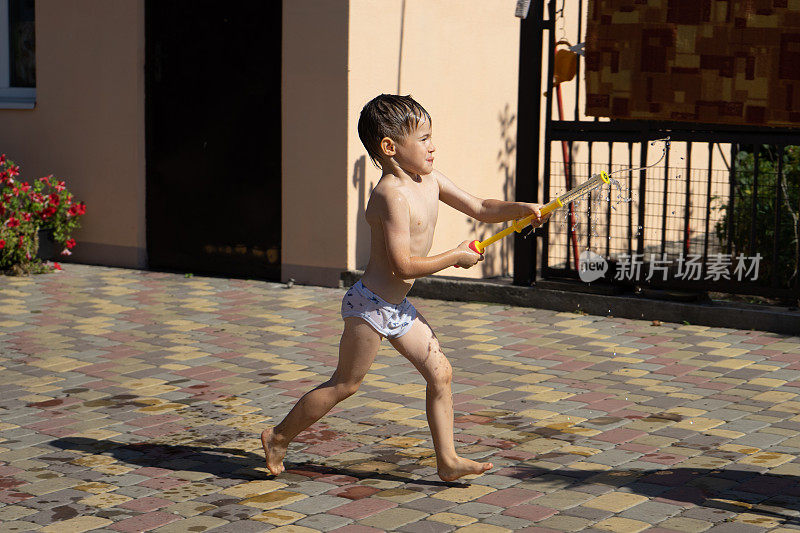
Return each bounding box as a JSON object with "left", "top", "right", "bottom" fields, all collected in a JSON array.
[
  {"left": 437, "top": 457, "right": 493, "bottom": 482},
  {"left": 261, "top": 427, "right": 287, "bottom": 476}
]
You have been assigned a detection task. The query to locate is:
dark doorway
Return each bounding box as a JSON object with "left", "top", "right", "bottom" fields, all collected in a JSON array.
[{"left": 145, "top": 1, "right": 281, "bottom": 280}]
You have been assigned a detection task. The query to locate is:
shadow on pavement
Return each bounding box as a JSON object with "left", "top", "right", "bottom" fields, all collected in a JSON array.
[
  {"left": 48, "top": 437, "right": 800, "bottom": 525},
  {"left": 48, "top": 437, "right": 459, "bottom": 487}
]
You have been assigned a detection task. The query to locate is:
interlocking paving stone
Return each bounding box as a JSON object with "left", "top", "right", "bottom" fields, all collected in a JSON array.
[{"left": 1, "top": 265, "right": 800, "bottom": 531}]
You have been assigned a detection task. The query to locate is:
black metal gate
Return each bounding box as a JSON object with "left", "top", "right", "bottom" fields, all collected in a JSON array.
[{"left": 514, "top": 0, "right": 800, "bottom": 302}]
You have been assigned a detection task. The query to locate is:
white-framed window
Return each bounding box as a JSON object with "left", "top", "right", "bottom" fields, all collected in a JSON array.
[{"left": 0, "top": 0, "right": 35, "bottom": 109}]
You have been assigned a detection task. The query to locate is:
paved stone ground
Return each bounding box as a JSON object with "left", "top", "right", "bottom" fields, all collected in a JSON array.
[{"left": 1, "top": 264, "right": 800, "bottom": 533}]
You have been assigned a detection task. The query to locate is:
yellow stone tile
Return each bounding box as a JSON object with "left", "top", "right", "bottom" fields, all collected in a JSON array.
[
  {"left": 39, "top": 516, "right": 113, "bottom": 533},
  {"left": 454, "top": 524, "right": 511, "bottom": 533},
  {"left": 428, "top": 512, "right": 477, "bottom": 526},
  {"left": 541, "top": 415, "right": 586, "bottom": 428},
  {"left": 374, "top": 407, "right": 425, "bottom": 421},
  {"left": 372, "top": 489, "right": 425, "bottom": 503},
  {"left": 251, "top": 509, "right": 306, "bottom": 525},
  {"left": 708, "top": 348, "right": 750, "bottom": 357},
  {"left": 613, "top": 368, "right": 649, "bottom": 377},
  {"left": 160, "top": 363, "right": 190, "bottom": 370},
  {"left": 671, "top": 418, "right": 724, "bottom": 431},
  {"left": 464, "top": 334, "right": 497, "bottom": 342},
  {"left": 72, "top": 482, "right": 116, "bottom": 494},
  {"left": 473, "top": 343, "right": 502, "bottom": 352},
  {"left": 604, "top": 347, "right": 639, "bottom": 355},
  {"left": 663, "top": 407, "right": 708, "bottom": 417},
  {"left": 432, "top": 484, "right": 495, "bottom": 503},
  {"left": 718, "top": 444, "right": 760, "bottom": 455},
  {"left": 611, "top": 356, "right": 644, "bottom": 363},
  {"left": 93, "top": 463, "right": 134, "bottom": 476},
  {"left": 79, "top": 492, "right": 133, "bottom": 508},
  {"left": 594, "top": 517, "right": 651, "bottom": 532},
  {"left": 380, "top": 436, "right": 426, "bottom": 448},
  {"left": 382, "top": 383, "right": 426, "bottom": 395},
  {"left": 628, "top": 379, "right": 662, "bottom": 387},
  {"left": 559, "top": 445, "right": 601, "bottom": 457},
  {"left": 734, "top": 512, "right": 783, "bottom": 528},
  {"left": 514, "top": 385, "right": 554, "bottom": 394},
  {"left": 771, "top": 401, "right": 800, "bottom": 413},
  {"left": 517, "top": 438, "right": 566, "bottom": 454},
  {"left": 70, "top": 455, "right": 117, "bottom": 467},
  {"left": 241, "top": 490, "right": 308, "bottom": 510},
  {"left": 527, "top": 390, "right": 575, "bottom": 403},
  {"left": 738, "top": 452, "right": 795, "bottom": 467},
  {"left": 697, "top": 341, "right": 730, "bottom": 348},
  {"left": 397, "top": 447, "right": 436, "bottom": 459},
  {"left": 222, "top": 480, "right": 287, "bottom": 498},
  {"left": 348, "top": 460, "right": 398, "bottom": 474},
  {"left": 705, "top": 428, "right": 746, "bottom": 439},
  {"left": 585, "top": 492, "right": 649, "bottom": 512},
  {"left": 366, "top": 400, "right": 403, "bottom": 410},
  {"left": 748, "top": 364, "right": 780, "bottom": 371},
  {"left": 751, "top": 391, "right": 797, "bottom": 403},
  {"left": 137, "top": 403, "right": 187, "bottom": 414},
  {"left": 708, "top": 358, "right": 752, "bottom": 369},
  {"left": 459, "top": 319, "right": 493, "bottom": 328},
  {"left": 749, "top": 378, "right": 787, "bottom": 387},
  {"left": 0, "top": 505, "right": 35, "bottom": 521}
]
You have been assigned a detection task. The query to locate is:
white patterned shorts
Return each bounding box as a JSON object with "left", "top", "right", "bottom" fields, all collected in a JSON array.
[{"left": 341, "top": 280, "right": 417, "bottom": 339}]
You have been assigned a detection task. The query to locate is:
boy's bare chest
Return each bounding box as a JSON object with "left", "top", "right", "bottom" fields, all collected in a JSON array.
[{"left": 403, "top": 181, "right": 439, "bottom": 237}]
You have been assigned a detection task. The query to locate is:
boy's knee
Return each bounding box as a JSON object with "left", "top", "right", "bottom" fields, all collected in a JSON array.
[
  {"left": 429, "top": 361, "right": 452, "bottom": 390},
  {"left": 336, "top": 381, "right": 361, "bottom": 399}
]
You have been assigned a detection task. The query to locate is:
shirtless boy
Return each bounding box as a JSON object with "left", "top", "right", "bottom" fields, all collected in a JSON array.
[{"left": 262, "top": 94, "right": 550, "bottom": 481}]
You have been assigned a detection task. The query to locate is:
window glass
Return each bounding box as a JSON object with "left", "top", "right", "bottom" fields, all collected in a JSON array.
[{"left": 9, "top": 0, "right": 34, "bottom": 87}]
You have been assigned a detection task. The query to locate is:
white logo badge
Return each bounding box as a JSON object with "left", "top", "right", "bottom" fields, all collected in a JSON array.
[{"left": 579, "top": 250, "right": 608, "bottom": 283}]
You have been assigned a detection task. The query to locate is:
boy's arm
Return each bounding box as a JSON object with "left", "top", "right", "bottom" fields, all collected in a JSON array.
[
  {"left": 436, "top": 171, "right": 547, "bottom": 223},
  {"left": 378, "top": 191, "right": 481, "bottom": 278}
]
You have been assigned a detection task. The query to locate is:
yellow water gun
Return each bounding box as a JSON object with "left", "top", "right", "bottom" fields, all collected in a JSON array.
[{"left": 467, "top": 171, "right": 611, "bottom": 255}]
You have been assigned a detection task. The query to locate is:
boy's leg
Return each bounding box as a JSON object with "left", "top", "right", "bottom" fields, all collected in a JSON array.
[
  {"left": 261, "top": 317, "right": 381, "bottom": 475},
  {"left": 389, "top": 312, "right": 493, "bottom": 482}
]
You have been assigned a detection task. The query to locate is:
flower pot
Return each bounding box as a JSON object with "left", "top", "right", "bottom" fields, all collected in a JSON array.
[{"left": 37, "top": 228, "right": 57, "bottom": 261}]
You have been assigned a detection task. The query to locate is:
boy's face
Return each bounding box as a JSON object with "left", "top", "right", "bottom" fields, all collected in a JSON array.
[{"left": 389, "top": 120, "right": 435, "bottom": 176}]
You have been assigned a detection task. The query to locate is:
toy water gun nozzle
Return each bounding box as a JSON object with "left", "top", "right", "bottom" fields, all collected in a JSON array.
[{"left": 457, "top": 171, "right": 610, "bottom": 266}]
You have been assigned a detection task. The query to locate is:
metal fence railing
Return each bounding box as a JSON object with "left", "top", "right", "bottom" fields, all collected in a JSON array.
[{"left": 528, "top": 0, "right": 800, "bottom": 301}]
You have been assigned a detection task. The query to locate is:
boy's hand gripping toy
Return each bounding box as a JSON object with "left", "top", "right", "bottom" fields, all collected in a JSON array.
[{"left": 464, "top": 171, "right": 611, "bottom": 258}]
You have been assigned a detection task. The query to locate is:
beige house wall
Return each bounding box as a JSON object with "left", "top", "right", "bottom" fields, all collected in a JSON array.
[
  {"left": 282, "top": 1, "right": 349, "bottom": 286},
  {"left": 283, "top": 0, "right": 523, "bottom": 286},
  {"left": 0, "top": 0, "right": 146, "bottom": 268},
  {"left": 346, "top": 0, "right": 522, "bottom": 282}
]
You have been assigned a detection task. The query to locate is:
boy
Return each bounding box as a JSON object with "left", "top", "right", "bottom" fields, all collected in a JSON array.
[{"left": 262, "top": 94, "right": 550, "bottom": 481}]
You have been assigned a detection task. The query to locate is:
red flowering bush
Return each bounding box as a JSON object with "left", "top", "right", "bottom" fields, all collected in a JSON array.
[{"left": 0, "top": 154, "right": 87, "bottom": 274}]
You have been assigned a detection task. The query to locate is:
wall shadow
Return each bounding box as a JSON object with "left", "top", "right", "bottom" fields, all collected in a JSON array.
[
  {"left": 468, "top": 104, "right": 518, "bottom": 278},
  {"left": 352, "top": 155, "right": 372, "bottom": 270}
]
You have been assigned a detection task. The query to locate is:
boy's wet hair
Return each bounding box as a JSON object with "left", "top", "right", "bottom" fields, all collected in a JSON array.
[{"left": 358, "top": 94, "right": 432, "bottom": 168}]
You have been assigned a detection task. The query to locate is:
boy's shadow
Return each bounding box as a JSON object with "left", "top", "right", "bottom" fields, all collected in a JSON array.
[
  {"left": 505, "top": 463, "right": 800, "bottom": 525},
  {"left": 48, "top": 438, "right": 800, "bottom": 524},
  {"left": 48, "top": 437, "right": 459, "bottom": 487}
]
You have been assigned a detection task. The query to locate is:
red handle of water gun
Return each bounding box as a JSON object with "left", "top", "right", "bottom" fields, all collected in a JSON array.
[{"left": 454, "top": 240, "right": 483, "bottom": 268}]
